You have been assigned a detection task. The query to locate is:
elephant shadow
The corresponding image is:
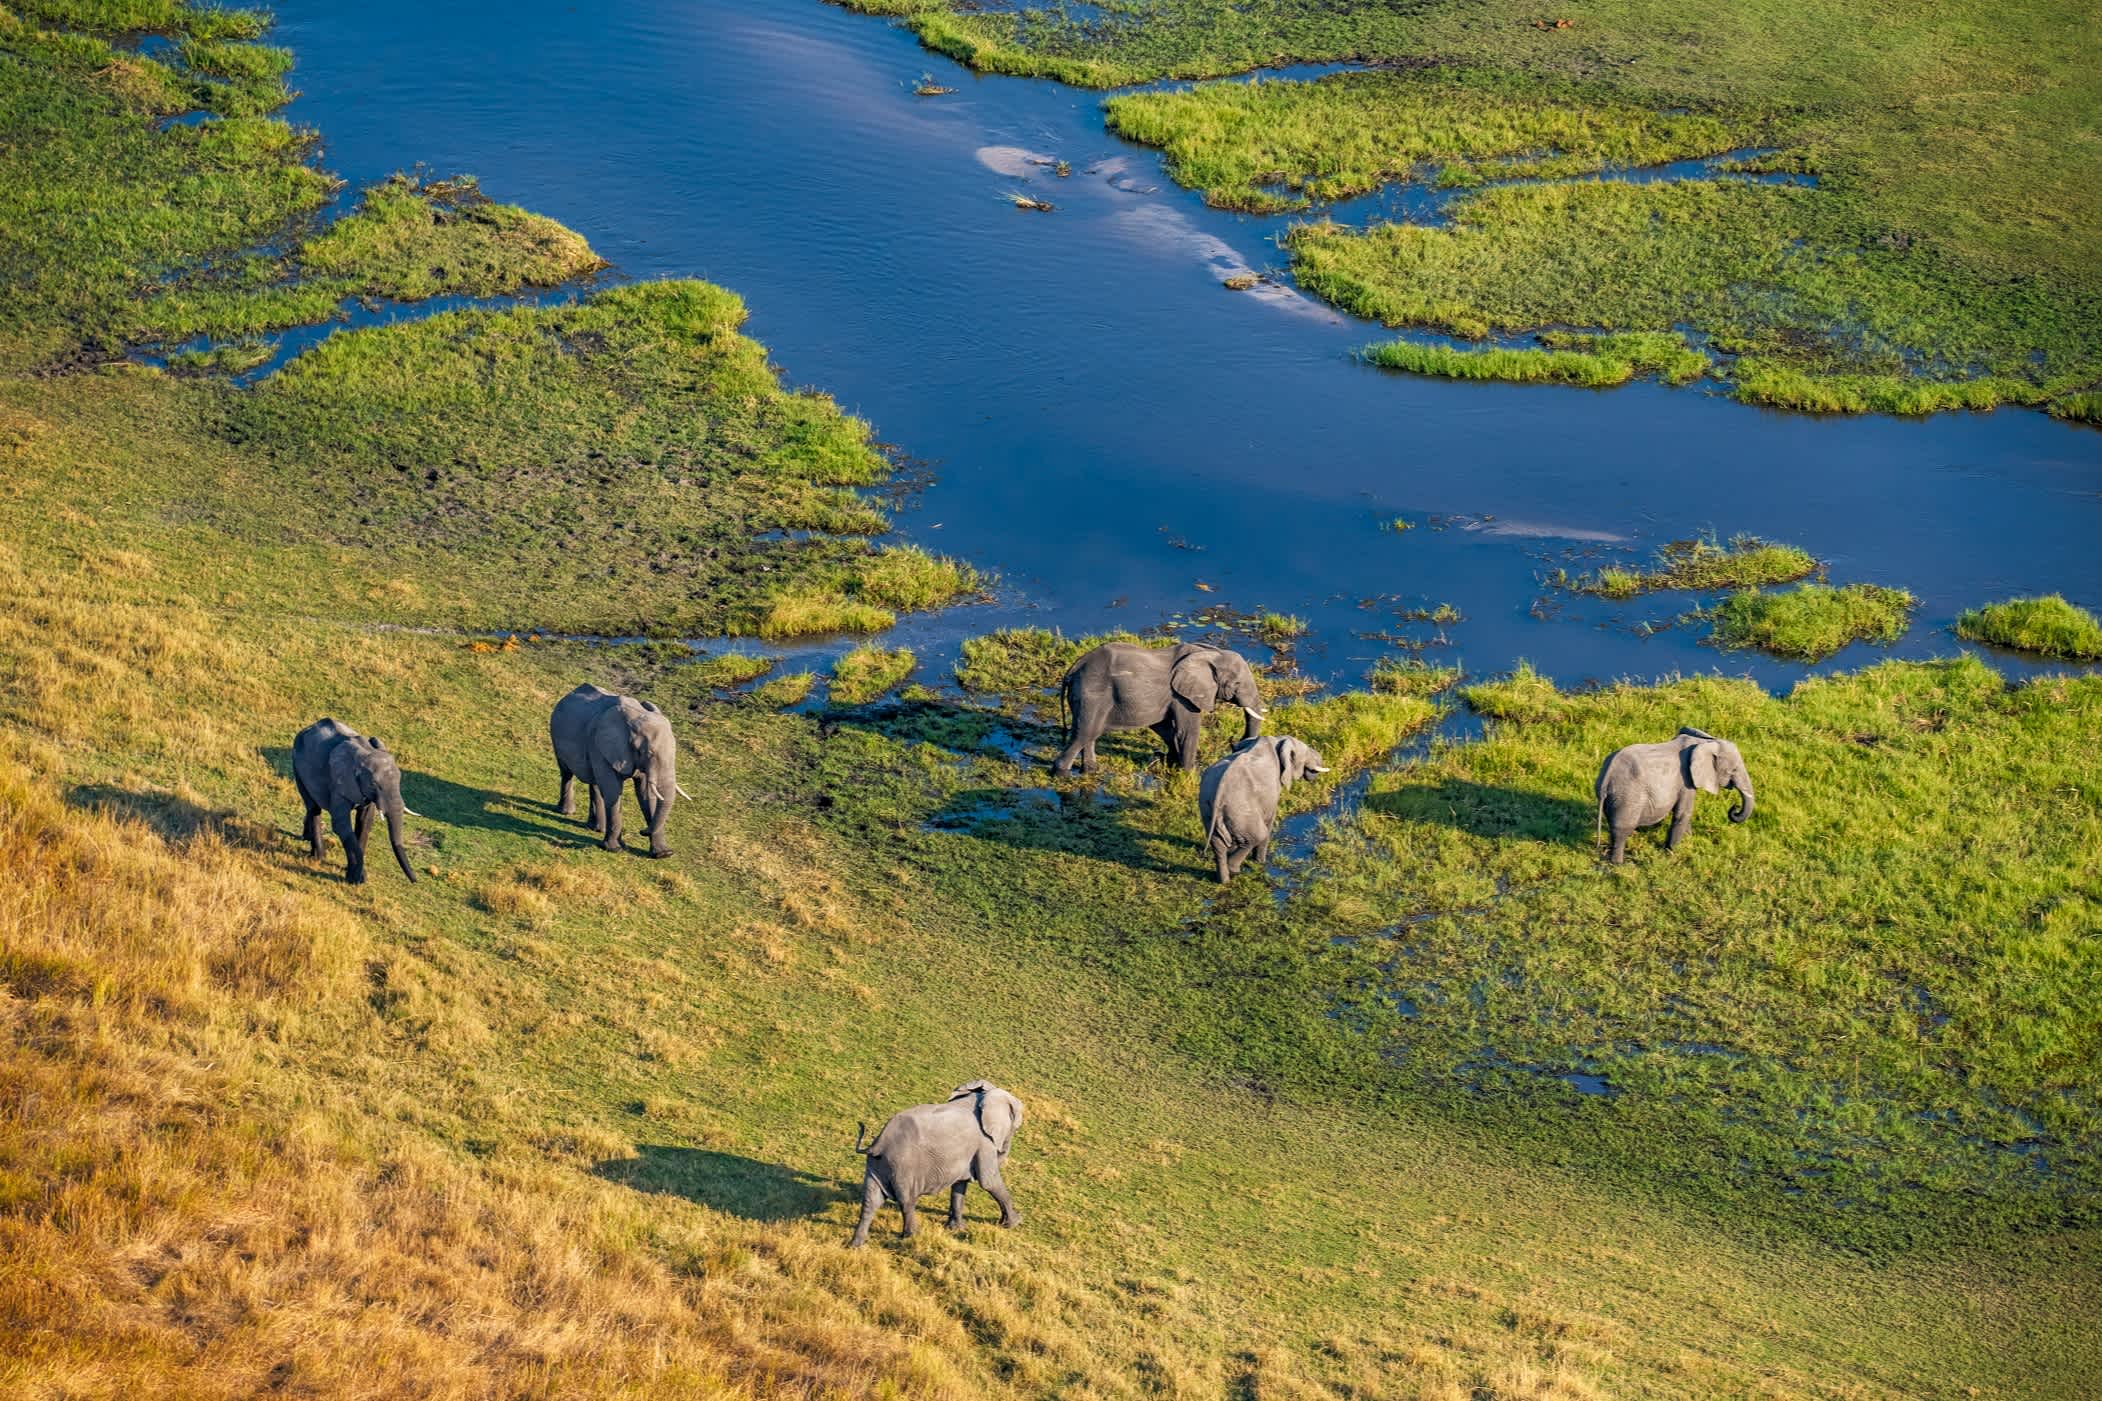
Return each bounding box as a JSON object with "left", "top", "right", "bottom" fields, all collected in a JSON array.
[
  {"left": 1363, "top": 777, "right": 1595, "bottom": 846},
  {"left": 65, "top": 783, "right": 272, "bottom": 848},
  {"left": 925, "top": 785, "right": 1195, "bottom": 876},
  {"left": 257, "top": 746, "right": 579, "bottom": 847},
  {"left": 592, "top": 1146, "right": 848, "bottom": 1222}
]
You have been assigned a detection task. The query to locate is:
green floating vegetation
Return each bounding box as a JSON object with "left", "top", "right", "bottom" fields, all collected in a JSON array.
[
  {"left": 1255, "top": 611, "right": 1307, "bottom": 642},
  {"left": 829, "top": 645, "right": 916, "bottom": 705},
  {"left": 1731, "top": 360, "right": 2049, "bottom": 416},
  {"left": 1956, "top": 595, "right": 2102, "bottom": 661},
  {"left": 1368, "top": 658, "right": 1460, "bottom": 697},
  {"left": 1364, "top": 330, "right": 1708, "bottom": 390},
  {"left": 1705, "top": 582, "right": 1916, "bottom": 660},
  {"left": 1103, "top": 68, "right": 1747, "bottom": 212},
  {"left": 1570, "top": 534, "right": 1817, "bottom": 599}
]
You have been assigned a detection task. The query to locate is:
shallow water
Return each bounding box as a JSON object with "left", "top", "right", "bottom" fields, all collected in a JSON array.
[{"left": 267, "top": 0, "right": 2102, "bottom": 690}]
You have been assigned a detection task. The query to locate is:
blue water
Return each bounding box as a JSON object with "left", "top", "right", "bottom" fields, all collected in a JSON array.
[{"left": 263, "top": 0, "right": 2102, "bottom": 690}]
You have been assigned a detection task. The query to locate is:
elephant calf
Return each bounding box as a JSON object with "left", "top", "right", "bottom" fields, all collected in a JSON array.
[
  {"left": 1595, "top": 727, "right": 1755, "bottom": 864},
  {"left": 292, "top": 717, "right": 419, "bottom": 885},
  {"left": 848, "top": 1080, "right": 1023, "bottom": 1247},
  {"left": 1198, "top": 735, "right": 1328, "bottom": 884},
  {"left": 550, "top": 683, "right": 688, "bottom": 858}
]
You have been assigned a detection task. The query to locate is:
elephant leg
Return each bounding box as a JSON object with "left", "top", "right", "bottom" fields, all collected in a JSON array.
[
  {"left": 848, "top": 1171, "right": 884, "bottom": 1248},
  {"left": 302, "top": 803, "right": 323, "bottom": 858},
  {"left": 1055, "top": 710, "right": 1104, "bottom": 776},
  {"left": 557, "top": 765, "right": 575, "bottom": 818},
  {"left": 946, "top": 1179, "right": 969, "bottom": 1230},
  {"left": 354, "top": 802, "right": 371, "bottom": 847},
  {"left": 897, "top": 1197, "right": 920, "bottom": 1239},
  {"left": 977, "top": 1156, "right": 1019, "bottom": 1228},
  {"left": 1666, "top": 796, "right": 1694, "bottom": 851},
  {"left": 1214, "top": 844, "right": 1232, "bottom": 885},
  {"left": 594, "top": 773, "right": 625, "bottom": 852},
  {"left": 1607, "top": 825, "right": 1632, "bottom": 864},
  {"left": 587, "top": 782, "right": 604, "bottom": 835},
  {"left": 1254, "top": 839, "right": 1271, "bottom": 867},
  {"left": 330, "top": 802, "right": 365, "bottom": 884}
]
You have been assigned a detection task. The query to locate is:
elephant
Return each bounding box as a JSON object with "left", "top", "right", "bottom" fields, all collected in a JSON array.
[
  {"left": 1198, "top": 735, "right": 1328, "bottom": 884},
  {"left": 291, "top": 717, "right": 419, "bottom": 885},
  {"left": 1594, "top": 727, "right": 1754, "bottom": 864},
  {"left": 1054, "top": 641, "right": 1264, "bottom": 775},
  {"left": 848, "top": 1080, "right": 1023, "bottom": 1247},
  {"left": 550, "top": 683, "right": 688, "bottom": 858}
]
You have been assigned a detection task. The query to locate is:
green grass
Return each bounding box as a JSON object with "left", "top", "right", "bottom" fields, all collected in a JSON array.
[
  {"left": 1568, "top": 534, "right": 1818, "bottom": 599},
  {"left": 297, "top": 174, "right": 605, "bottom": 299},
  {"left": 688, "top": 651, "right": 778, "bottom": 688},
  {"left": 747, "top": 669, "right": 816, "bottom": 707},
  {"left": 1364, "top": 330, "right": 1709, "bottom": 389},
  {"left": 863, "top": 0, "right": 2102, "bottom": 412},
  {"left": 1167, "top": 658, "right": 2102, "bottom": 1255},
  {"left": 828, "top": 644, "right": 916, "bottom": 704},
  {"left": 1705, "top": 582, "right": 1917, "bottom": 660},
  {"left": 1254, "top": 610, "right": 1307, "bottom": 642},
  {"left": 1103, "top": 67, "right": 1748, "bottom": 212},
  {"left": 1369, "top": 657, "right": 1461, "bottom": 696},
  {"left": 952, "top": 626, "right": 1159, "bottom": 697},
  {"left": 1956, "top": 595, "right": 2102, "bottom": 661}
]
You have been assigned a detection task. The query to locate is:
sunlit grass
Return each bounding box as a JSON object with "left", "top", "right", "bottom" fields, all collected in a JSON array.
[
  {"left": 1956, "top": 595, "right": 2102, "bottom": 660},
  {"left": 1566, "top": 534, "right": 1816, "bottom": 598},
  {"left": 1704, "top": 582, "right": 1916, "bottom": 660},
  {"left": 829, "top": 644, "right": 916, "bottom": 704}
]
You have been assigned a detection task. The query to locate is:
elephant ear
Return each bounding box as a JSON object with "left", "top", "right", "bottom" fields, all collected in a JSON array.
[
  {"left": 1170, "top": 651, "right": 1220, "bottom": 712},
  {"left": 981, "top": 1088, "right": 1022, "bottom": 1156},
  {"left": 1684, "top": 740, "right": 1723, "bottom": 794},
  {"left": 1274, "top": 737, "right": 1303, "bottom": 789}
]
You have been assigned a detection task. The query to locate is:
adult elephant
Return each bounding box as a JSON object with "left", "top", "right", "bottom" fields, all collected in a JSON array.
[
  {"left": 1595, "top": 726, "right": 1754, "bottom": 864},
  {"left": 848, "top": 1080, "right": 1023, "bottom": 1246},
  {"left": 550, "top": 683, "right": 687, "bottom": 858},
  {"left": 291, "top": 717, "right": 418, "bottom": 885},
  {"left": 1054, "top": 642, "right": 1264, "bottom": 775}
]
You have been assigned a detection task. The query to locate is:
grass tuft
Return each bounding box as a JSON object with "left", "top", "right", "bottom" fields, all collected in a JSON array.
[
  {"left": 1569, "top": 534, "right": 1817, "bottom": 598},
  {"left": 1704, "top": 583, "right": 1916, "bottom": 660},
  {"left": 828, "top": 645, "right": 916, "bottom": 705},
  {"left": 1955, "top": 595, "right": 2102, "bottom": 660}
]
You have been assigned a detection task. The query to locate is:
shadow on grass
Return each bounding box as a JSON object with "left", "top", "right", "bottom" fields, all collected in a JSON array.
[
  {"left": 257, "top": 746, "right": 578, "bottom": 846},
  {"left": 925, "top": 785, "right": 1195, "bottom": 876},
  {"left": 64, "top": 783, "right": 271, "bottom": 847},
  {"left": 592, "top": 1146, "right": 847, "bottom": 1222},
  {"left": 1364, "top": 778, "right": 1595, "bottom": 845}
]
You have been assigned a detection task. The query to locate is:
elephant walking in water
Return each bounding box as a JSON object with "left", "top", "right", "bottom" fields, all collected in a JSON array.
[
  {"left": 1054, "top": 642, "right": 1264, "bottom": 775},
  {"left": 549, "top": 684, "right": 688, "bottom": 858},
  {"left": 292, "top": 718, "right": 419, "bottom": 885},
  {"left": 1595, "top": 727, "right": 1755, "bottom": 863},
  {"left": 848, "top": 1080, "right": 1023, "bottom": 1246},
  {"left": 1198, "top": 735, "right": 1328, "bottom": 884}
]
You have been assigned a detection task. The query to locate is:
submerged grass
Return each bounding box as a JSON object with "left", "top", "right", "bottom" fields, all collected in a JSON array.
[
  {"left": 1956, "top": 595, "right": 2102, "bottom": 661},
  {"left": 1705, "top": 582, "right": 1917, "bottom": 660}
]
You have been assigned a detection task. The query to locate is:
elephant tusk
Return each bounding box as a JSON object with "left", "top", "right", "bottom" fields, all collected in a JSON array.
[
  {"left": 674, "top": 783, "right": 693, "bottom": 800},
  {"left": 400, "top": 807, "right": 424, "bottom": 818},
  {"left": 1244, "top": 708, "right": 1265, "bottom": 721}
]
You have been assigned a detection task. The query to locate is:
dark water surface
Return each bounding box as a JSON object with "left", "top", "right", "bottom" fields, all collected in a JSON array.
[{"left": 270, "top": 0, "right": 2102, "bottom": 689}]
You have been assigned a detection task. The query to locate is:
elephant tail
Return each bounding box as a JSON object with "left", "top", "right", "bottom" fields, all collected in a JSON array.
[{"left": 853, "top": 1120, "right": 872, "bottom": 1154}]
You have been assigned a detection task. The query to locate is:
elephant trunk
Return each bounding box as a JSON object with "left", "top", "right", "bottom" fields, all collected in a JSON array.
[
  {"left": 643, "top": 769, "right": 675, "bottom": 857},
  {"left": 384, "top": 802, "right": 418, "bottom": 882},
  {"left": 1240, "top": 700, "right": 1264, "bottom": 741},
  {"left": 1729, "top": 776, "right": 1754, "bottom": 824}
]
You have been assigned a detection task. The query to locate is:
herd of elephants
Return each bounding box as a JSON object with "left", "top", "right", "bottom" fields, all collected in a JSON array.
[{"left": 289, "top": 639, "right": 1754, "bottom": 1242}]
